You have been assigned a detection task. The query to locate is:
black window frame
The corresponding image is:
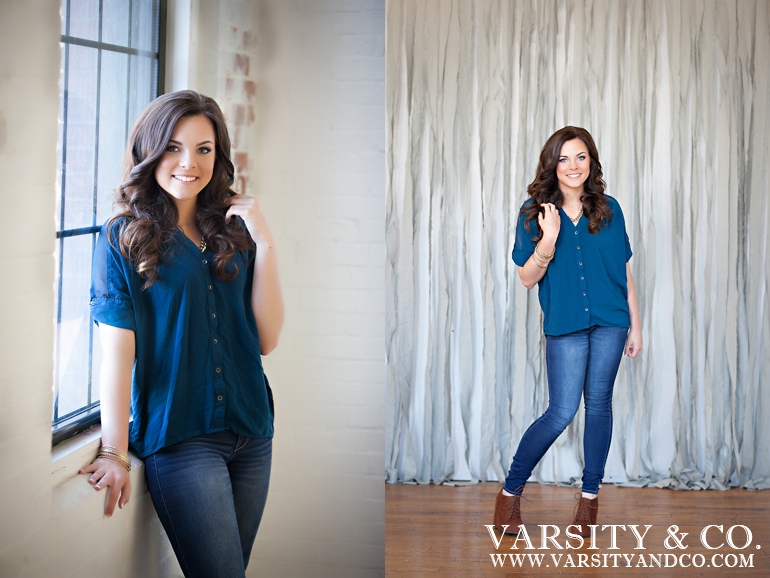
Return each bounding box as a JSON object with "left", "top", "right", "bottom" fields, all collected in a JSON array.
[{"left": 52, "top": 0, "right": 166, "bottom": 446}]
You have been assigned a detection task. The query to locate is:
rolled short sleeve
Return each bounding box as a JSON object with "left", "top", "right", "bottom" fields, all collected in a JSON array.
[
  {"left": 512, "top": 200, "right": 537, "bottom": 267},
  {"left": 90, "top": 221, "right": 137, "bottom": 331},
  {"left": 624, "top": 232, "right": 633, "bottom": 262},
  {"left": 611, "top": 198, "right": 633, "bottom": 262}
]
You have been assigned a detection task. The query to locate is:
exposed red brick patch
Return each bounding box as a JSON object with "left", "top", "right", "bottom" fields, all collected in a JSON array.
[
  {"left": 234, "top": 53, "right": 250, "bottom": 75},
  {"left": 234, "top": 152, "right": 248, "bottom": 174},
  {"left": 240, "top": 30, "right": 254, "bottom": 51},
  {"left": 243, "top": 80, "right": 257, "bottom": 101},
  {"left": 235, "top": 175, "right": 248, "bottom": 194},
  {"left": 232, "top": 104, "right": 246, "bottom": 125},
  {"left": 247, "top": 106, "right": 255, "bottom": 124}
]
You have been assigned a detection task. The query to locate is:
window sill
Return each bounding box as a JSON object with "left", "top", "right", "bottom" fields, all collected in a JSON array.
[{"left": 51, "top": 425, "right": 145, "bottom": 516}]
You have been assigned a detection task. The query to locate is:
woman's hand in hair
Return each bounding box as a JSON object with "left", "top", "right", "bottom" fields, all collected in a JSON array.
[
  {"left": 225, "top": 193, "right": 275, "bottom": 249},
  {"left": 538, "top": 203, "right": 560, "bottom": 246},
  {"left": 79, "top": 457, "right": 132, "bottom": 517}
]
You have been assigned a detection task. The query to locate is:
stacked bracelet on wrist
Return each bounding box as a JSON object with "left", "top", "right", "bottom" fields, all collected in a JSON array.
[
  {"left": 533, "top": 241, "right": 555, "bottom": 268},
  {"left": 98, "top": 445, "right": 132, "bottom": 472}
]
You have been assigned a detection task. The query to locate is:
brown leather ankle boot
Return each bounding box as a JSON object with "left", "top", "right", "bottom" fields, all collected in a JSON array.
[
  {"left": 493, "top": 489, "right": 523, "bottom": 534},
  {"left": 572, "top": 494, "right": 599, "bottom": 537}
]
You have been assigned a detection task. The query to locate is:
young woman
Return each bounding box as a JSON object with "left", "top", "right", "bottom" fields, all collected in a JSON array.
[
  {"left": 493, "top": 126, "right": 642, "bottom": 536},
  {"left": 80, "top": 90, "right": 284, "bottom": 577}
]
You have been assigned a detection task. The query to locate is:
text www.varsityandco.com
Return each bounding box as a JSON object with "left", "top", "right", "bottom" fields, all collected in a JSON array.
[{"left": 485, "top": 524, "right": 760, "bottom": 570}]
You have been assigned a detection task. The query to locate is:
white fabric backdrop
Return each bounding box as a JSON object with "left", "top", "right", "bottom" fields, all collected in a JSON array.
[{"left": 385, "top": 0, "right": 770, "bottom": 490}]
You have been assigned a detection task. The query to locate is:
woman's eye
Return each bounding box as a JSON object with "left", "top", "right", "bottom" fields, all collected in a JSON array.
[
  {"left": 198, "top": 147, "right": 212, "bottom": 154},
  {"left": 558, "top": 158, "right": 567, "bottom": 163},
  {"left": 165, "top": 145, "right": 178, "bottom": 152},
  {"left": 578, "top": 155, "right": 586, "bottom": 161}
]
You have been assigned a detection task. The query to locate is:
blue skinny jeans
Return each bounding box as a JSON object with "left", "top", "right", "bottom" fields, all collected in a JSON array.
[
  {"left": 144, "top": 431, "right": 272, "bottom": 578},
  {"left": 504, "top": 325, "right": 627, "bottom": 495}
]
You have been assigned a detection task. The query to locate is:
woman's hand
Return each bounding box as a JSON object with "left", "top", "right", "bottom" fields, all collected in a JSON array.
[
  {"left": 225, "top": 193, "right": 275, "bottom": 249},
  {"left": 538, "top": 203, "right": 561, "bottom": 243},
  {"left": 624, "top": 264, "right": 642, "bottom": 358},
  {"left": 624, "top": 327, "right": 643, "bottom": 358},
  {"left": 79, "top": 457, "right": 132, "bottom": 516}
]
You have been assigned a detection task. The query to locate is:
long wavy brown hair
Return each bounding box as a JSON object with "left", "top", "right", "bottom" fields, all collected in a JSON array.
[
  {"left": 109, "top": 90, "right": 252, "bottom": 288},
  {"left": 521, "top": 126, "right": 612, "bottom": 240}
]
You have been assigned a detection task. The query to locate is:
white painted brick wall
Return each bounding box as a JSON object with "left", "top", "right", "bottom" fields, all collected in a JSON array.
[
  {"left": 250, "top": 1, "right": 385, "bottom": 576},
  {"left": 0, "top": 0, "right": 59, "bottom": 573},
  {"left": 0, "top": 0, "right": 384, "bottom": 576}
]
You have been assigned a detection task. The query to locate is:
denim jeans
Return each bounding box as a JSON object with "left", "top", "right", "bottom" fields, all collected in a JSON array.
[
  {"left": 504, "top": 325, "right": 627, "bottom": 495},
  {"left": 144, "top": 431, "right": 272, "bottom": 578}
]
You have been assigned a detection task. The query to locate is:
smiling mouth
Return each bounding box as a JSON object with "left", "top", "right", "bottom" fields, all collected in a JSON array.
[
  {"left": 173, "top": 175, "right": 198, "bottom": 182},
  {"left": 566, "top": 173, "right": 582, "bottom": 178}
]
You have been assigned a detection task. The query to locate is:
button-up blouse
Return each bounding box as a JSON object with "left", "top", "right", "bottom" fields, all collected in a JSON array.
[
  {"left": 512, "top": 195, "right": 633, "bottom": 337},
  {"left": 90, "top": 219, "right": 274, "bottom": 458}
]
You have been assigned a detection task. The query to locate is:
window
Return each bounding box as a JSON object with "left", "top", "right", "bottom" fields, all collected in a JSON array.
[{"left": 53, "top": 0, "right": 165, "bottom": 444}]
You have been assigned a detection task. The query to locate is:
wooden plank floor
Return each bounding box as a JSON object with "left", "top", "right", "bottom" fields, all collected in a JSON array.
[{"left": 386, "top": 482, "right": 770, "bottom": 576}]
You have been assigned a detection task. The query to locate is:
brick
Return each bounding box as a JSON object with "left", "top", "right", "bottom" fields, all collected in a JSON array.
[
  {"left": 332, "top": 312, "right": 385, "bottom": 336},
  {"left": 300, "top": 286, "right": 384, "bottom": 313},
  {"left": 328, "top": 150, "right": 386, "bottom": 175},
  {"left": 324, "top": 80, "right": 384, "bottom": 104},
  {"left": 323, "top": 34, "right": 376, "bottom": 57},
  {"left": 294, "top": 0, "right": 362, "bottom": 12},
  {"left": 332, "top": 58, "right": 385, "bottom": 81}
]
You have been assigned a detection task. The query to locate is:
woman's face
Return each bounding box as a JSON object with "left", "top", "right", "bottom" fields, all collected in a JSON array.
[
  {"left": 154, "top": 114, "right": 216, "bottom": 208},
  {"left": 555, "top": 138, "right": 590, "bottom": 195}
]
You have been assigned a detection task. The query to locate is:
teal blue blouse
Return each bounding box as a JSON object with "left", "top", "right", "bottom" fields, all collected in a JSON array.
[
  {"left": 512, "top": 195, "right": 632, "bottom": 336},
  {"left": 90, "top": 219, "right": 274, "bottom": 458}
]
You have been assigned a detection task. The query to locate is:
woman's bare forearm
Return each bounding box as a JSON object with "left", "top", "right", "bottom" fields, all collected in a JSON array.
[
  {"left": 250, "top": 241, "right": 284, "bottom": 355},
  {"left": 98, "top": 324, "right": 135, "bottom": 451},
  {"left": 518, "top": 237, "right": 556, "bottom": 289}
]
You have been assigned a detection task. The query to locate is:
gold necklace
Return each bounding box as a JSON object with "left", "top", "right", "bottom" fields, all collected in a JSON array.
[
  {"left": 569, "top": 208, "right": 583, "bottom": 225},
  {"left": 178, "top": 224, "right": 207, "bottom": 252}
]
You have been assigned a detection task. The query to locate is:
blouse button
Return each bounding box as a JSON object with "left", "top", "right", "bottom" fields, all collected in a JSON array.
[
  {"left": 208, "top": 285, "right": 212, "bottom": 290},
  {"left": 202, "top": 259, "right": 208, "bottom": 264},
  {"left": 576, "top": 246, "right": 580, "bottom": 249},
  {"left": 580, "top": 276, "right": 584, "bottom": 280},
  {"left": 578, "top": 262, "right": 583, "bottom": 266},
  {"left": 585, "top": 308, "right": 589, "bottom": 312},
  {"left": 212, "top": 313, "right": 216, "bottom": 318},
  {"left": 583, "top": 292, "right": 586, "bottom": 296},
  {"left": 217, "top": 395, "right": 223, "bottom": 401},
  {"left": 216, "top": 367, "right": 221, "bottom": 373},
  {"left": 213, "top": 338, "right": 218, "bottom": 344},
  {"left": 574, "top": 231, "right": 578, "bottom": 235}
]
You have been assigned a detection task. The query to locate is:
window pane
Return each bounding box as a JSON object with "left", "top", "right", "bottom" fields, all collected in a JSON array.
[
  {"left": 63, "top": 44, "right": 98, "bottom": 231},
  {"left": 102, "top": 0, "right": 130, "bottom": 47},
  {"left": 131, "top": 0, "right": 157, "bottom": 52},
  {"left": 61, "top": 0, "right": 69, "bottom": 35},
  {"left": 97, "top": 51, "right": 129, "bottom": 225},
  {"left": 54, "top": 0, "right": 161, "bottom": 433},
  {"left": 57, "top": 47, "right": 65, "bottom": 207},
  {"left": 128, "top": 54, "right": 156, "bottom": 121},
  {"left": 68, "top": 0, "right": 99, "bottom": 41},
  {"left": 55, "top": 234, "right": 95, "bottom": 418}
]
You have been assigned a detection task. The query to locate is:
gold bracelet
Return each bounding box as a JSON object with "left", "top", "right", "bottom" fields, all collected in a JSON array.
[
  {"left": 535, "top": 260, "right": 548, "bottom": 269},
  {"left": 98, "top": 445, "right": 132, "bottom": 471},
  {"left": 535, "top": 241, "right": 555, "bottom": 261},
  {"left": 98, "top": 451, "right": 131, "bottom": 472}
]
